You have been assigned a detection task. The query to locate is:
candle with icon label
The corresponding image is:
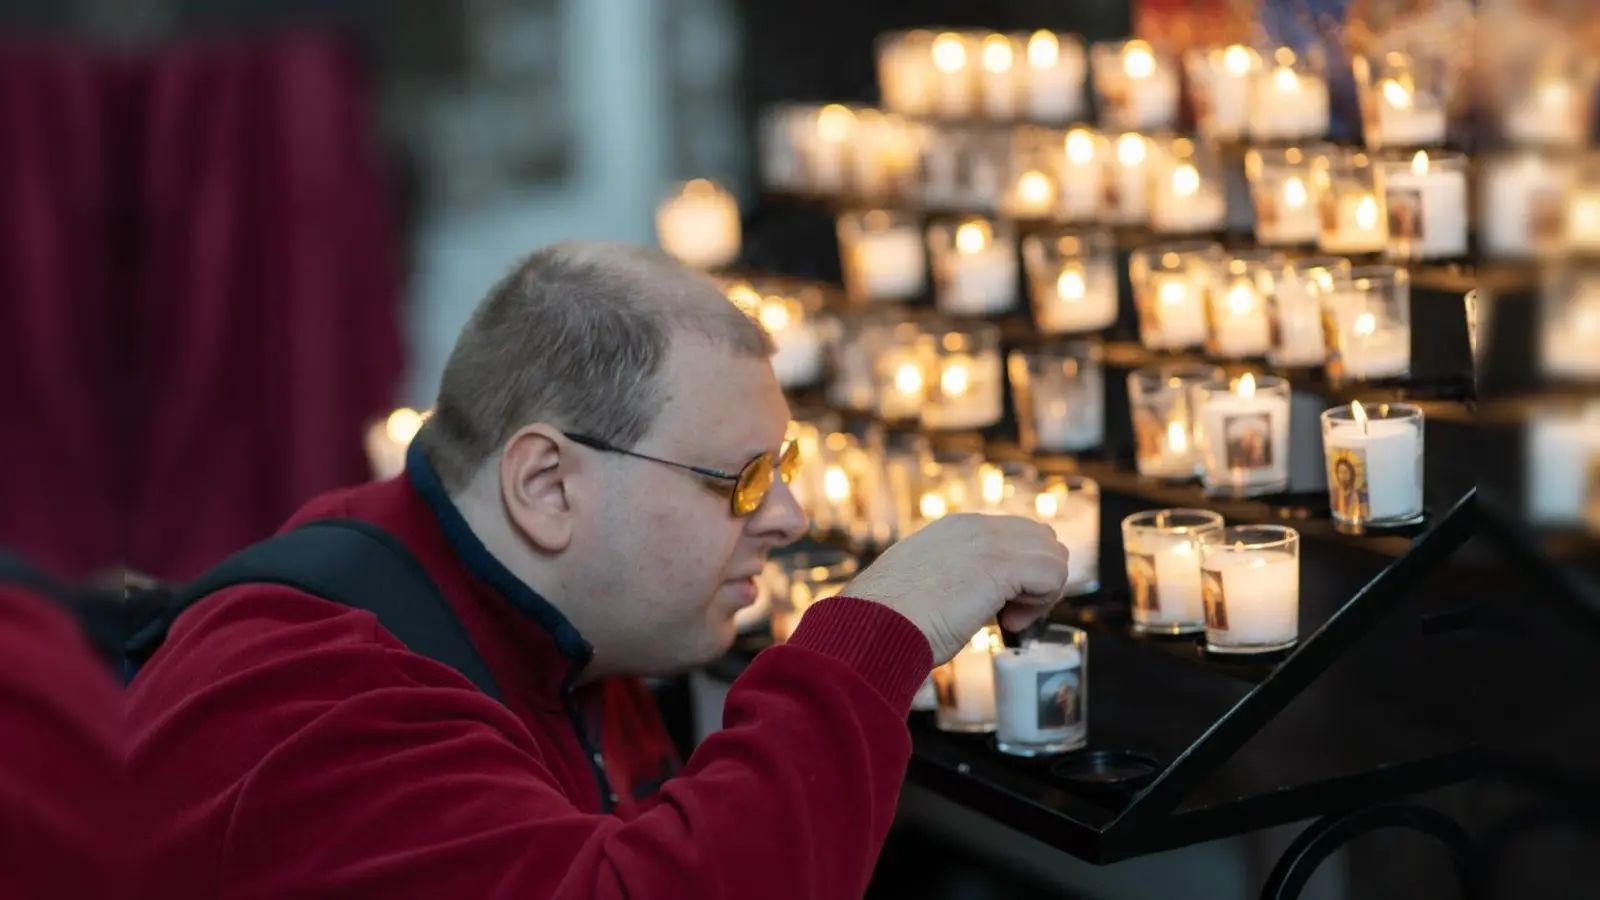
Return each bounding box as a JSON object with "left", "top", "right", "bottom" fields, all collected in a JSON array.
[
  {"left": 1320, "top": 401, "right": 1425, "bottom": 528},
  {"left": 933, "top": 624, "right": 1002, "bottom": 732},
  {"left": 1194, "top": 373, "right": 1292, "bottom": 497},
  {"left": 1199, "top": 526, "right": 1300, "bottom": 654},
  {"left": 1122, "top": 509, "right": 1224, "bottom": 634},
  {"left": 931, "top": 218, "right": 1019, "bottom": 316},
  {"left": 993, "top": 624, "right": 1088, "bottom": 756}
]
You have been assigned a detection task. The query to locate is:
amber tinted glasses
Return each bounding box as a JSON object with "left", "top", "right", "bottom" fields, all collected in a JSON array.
[{"left": 563, "top": 433, "right": 801, "bottom": 517}]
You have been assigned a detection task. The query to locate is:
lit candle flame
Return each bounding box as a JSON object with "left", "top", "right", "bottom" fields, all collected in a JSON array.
[
  {"left": 1380, "top": 78, "right": 1413, "bottom": 110},
  {"left": 1057, "top": 267, "right": 1086, "bottom": 301},
  {"left": 1167, "top": 419, "right": 1189, "bottom": 452},
  {"left": 1355, "top": 194, "right": 1380, "bottom": 231},
  {"left": 1353, "top": 312, "right": 1377, "bottom": 337},
  {"left": 1123, "top": 42, "right": 1156, "bottom": 79},
  {"left": 1158, "top": 279, "right": 1188, "bottom": 307},
  {"left": 1027, "top": 31, "right": 1059, "bottom": 69},
  {"left": 941, "top": 362, "right": 971, "bottom": 397},
  {"left": 757, "top": 297, "right": 791, "bottom": 333},
  {"left": 1283, "top": 176, "right": 1308, "bottom": 209},
  {"left": 1116, "top": 133, "right": 1147, "bottom": 166},
  {"left": 980, "top": 465, "right": 1005, "bottom": 505},
  {"left": 1351, "top": 399, "right": 1369, "bottom": 434},
  {"left": 817, "top": 104, "right": 854, "bottom": 143},
  {"left": 1273, "top": 67, "right": 1299, "bottom": 92},
  {"left": 1237, "top": 372, "right": 1257, "bottom": 398},
  {"left": 1172, "top": 163, "right": 1200, "bottom": 197},
  {"left": 1226, "top": 282, "right": 1256, "bottom": 315},
  {"left": 1035, "top": 490, "right": 1059, "bottom": 518},
  {"left": 726, "top": 282, "right": 760, "bottom": 314},
  {"left": 932, "top": 33, "right": 967, "bottom": 73},
  {"left": 1017, "top": 170, "right": 1054, "bottom": 206},
  {"left": 920, "top": 492, "right": 948, "bottom": 520},
  {"left": 1222, "top": 45, "right": 1253, "bottom": 77},
  {"left": 981, "top": 34, "right": 1014, "bottom": 73},
  {"left": 893, "top": 361, "right": 924, "bottom": 396},
  {"left": 385, "top": 408, "right": 423, "bottom": 445},
  {"left": 823, "top": 465, "right": 851, "bottom": 503},
  {"left": 1411, "top": 150, "right": 1430, "bottom": 176},
  {"left": 1065, "top": 129, "right": 1095, "bottom": 165},
  {"left": 954, "top": 219, "right": 991, "bottom": 254}
]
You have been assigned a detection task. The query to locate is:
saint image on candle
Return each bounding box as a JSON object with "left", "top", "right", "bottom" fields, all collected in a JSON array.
[
  {"left": 1328, "top": 448, "right": 1371, "bottom": 522},
  {"left": 1201, "top": 569, "right": 1227, "bottom": 632},
  {"left": 1223, "top": 412, "right": 1274, "bottom": 470},
  {"left": 1036, "top": 669, "right": 1079, "bottom": 729},
  {"left": 1127, "top": 551, "right": 1159, "bottom": 615}
]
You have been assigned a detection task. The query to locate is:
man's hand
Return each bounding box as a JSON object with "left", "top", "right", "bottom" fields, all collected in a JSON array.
[{"left": 840, "top": 514, "right": 1072, "bottom": 663}]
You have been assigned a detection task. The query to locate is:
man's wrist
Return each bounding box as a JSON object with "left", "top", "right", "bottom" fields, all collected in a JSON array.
[{"left": 782, "top": 596, "right": 932, "bottom": 713}]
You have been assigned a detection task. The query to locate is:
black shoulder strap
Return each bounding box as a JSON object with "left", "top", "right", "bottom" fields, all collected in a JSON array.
[
  {"left": 124, "top": 519, "right": 505, "bottom": 705},
  {"left": 0, "top": 549, "right": 122, "bottom": 671}
]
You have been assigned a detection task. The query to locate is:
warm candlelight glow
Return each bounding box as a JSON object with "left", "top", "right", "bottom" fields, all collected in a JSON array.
[
  {"left": 1116, "top": 133, "right": 1147, "bottom": 166},
  {"left": 385, "top": 408, "right": 423, "bottom": 445},
  {"left": 817, "top": 104, "right": 854, "bottom": 143},
  {"left": 823, "top": 465, "right": 852, "bottom": 503},
  {"left": 968, "top": 629, "right": 1002, "bottom": 653},
  {"left": 1158, "top": 279, "right": 1188, "bottom": 306},
  {"left": 682, "top": 178, "right": 717, "bottom": 197},
  {"left": 920, "top": 492, "right": 948, "bottom": 520},
  {"left": 980, "top": 465, "right": 1005, "bottom": 505},
  {"left": 893, "top": 361, "right": 924, "bottom": 396},
  {"left": 1065, "top": 129, "right": 1095, "bottom": 164},
  {"left": 955, "top": 219, "right": 992, "bottom": 254},
  {"left": 981, "top": 34, "right": 1014, "bottom": 73},
  {"left": 1226, "top": 281, "right": 1256, "bottom": 315},
  {"left": 1027, "top": 31, "right": 1059, "bottom": 68},
  {"left": 1380, "top": 78, "right": 1413, "bottom": 109},
  {"left": 1172, "top": 163, "right": 1200, "bottom": 197},
  {"left": 1573, "top": 196, "right": 1600, "bottom": 232},
  {"left": 1017, "top": 170, "right": 1053, "bottom": 205},
  {"left": 1237, "top": 372, "right": 1257, "bottom": 398},
  {"left": 1355, "top": 195, "right": 1380, "bottom": 230},
  {"left": 1223, "top": 45, "right": 1253, "bottom": 77},
  {"left": 1056, "top": 267, "right": 1086, "bottom": 300},
  {"left": 932, "top": 33, "right": 967, "bottom": 73},
  {"left": 1123, "top": 42, "right": 1156, "bottom": 79},
  {"left": 1273, "top": 67, "right": 1299, "bottom": 93},
  {"left": 1035, "top": 490, "right": 1059, "bottom": 518},
  {"left": 1351, "top": 399, "right": 1370, "bottom": 433},
  {"left": 726, "top": 282, "right": 760, "bottom": 314},
  {"left": 1411, "top": 150, "right": 1429, "bottom": 176},
  {"left": 1353, "top": 312, "right": 1377, "bottom": 336},
  {"left": 1167, "top": 419, "right": 1189, "bottom": 452},
  {"left": 757, "top": 297, "right": 791, "bottom": 332},
  {"left": 1283, "top": 176, "right": 1308, "bottom": 209},
  {"left": 941, "top": 362, "right": 972, "bottom": 397}
]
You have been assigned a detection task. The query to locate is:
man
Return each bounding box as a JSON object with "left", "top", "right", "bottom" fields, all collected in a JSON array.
[{"left": 127, "top": 242, "right": 1072, "bottom": 900}]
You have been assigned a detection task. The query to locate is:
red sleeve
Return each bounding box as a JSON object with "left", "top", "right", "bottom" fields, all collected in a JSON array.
[
  {"left": 0, "top": 587, "right": 124, "bottom": 900},
  {"left": 218, "top": 595, "right": 930, "bottom": 900}
]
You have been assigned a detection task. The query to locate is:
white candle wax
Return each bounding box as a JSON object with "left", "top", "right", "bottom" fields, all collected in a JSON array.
[
  {"left": 1026, "top": 58, "right": 1083, "bottom": 121},
  {"left": 1376, "top": 101, "right": 1448, "bottom": 148},
  {"left": 1525, "top": 411, "right": 1600, "bottom": 527},
  {"left": 1145, "top": 273, "right": 1209, "bottom": 349},
  {"left": 1382, "top": 160, "right": 1468, "bottom": 259},
  {"left": 1034, "top": 389, "right": 1105, "bottom": 452},
  {"left": 1059, "top": 157, "right": 1103, "bottom": 221},
  {"left": 1210, "top": 283, "right": 1274, "bottom": 358},
  {"left": 1038, "top": 264, "right": 1117, "bottom": 333},
  {"left": 656, "top": 189, "right": 741, "bottom": 270},
  {"left": 1503, "top": 81, "right": 1585, "bottom": 147},
  {"left": 1271, "top": 280, "right": 1328, "bottom": 366},
  {"left": 940, "top": 245, "right": 1019, "bottom": 316},
  {"left": 1543, "top": 296, "right": 1600, "bottom": 378},
  {"left": 1481, "top": 157, "right": 1566, "bottom": 258},
  {"left": 1151, "top": 178, "right": 1227, "bottom": 234},
  {"left": 1202, "top": 552, "right": 1299, "bottom": 648},
  {"left": 993, "top": 644, "right": 1085, "bottom": 747},
  {"left": 1319, "top": 192, "right": 1387, "bottom": 254},
  {"left": 849, "top": 227, "right": 926, "bottom": 301},
  {"left": 770, "top": 323, "right": 825, "bottom": 387},
  {"left": 1205, "top": 70, "right": 1251, "bottom": 139},
  {"left": 942, "top": 644, "right": 997, "bottom": 726},
  {"left": 1324, "top": 417, "right": 1424, "bottom": 522},
  {"left": 1141, "top": 539, "right": 1205, "bottom": 627},
  {"left": 1256, "top": 177, "right": 1320, "bottom": 245},
  {"left": 980, "top": 45, "right": 1017, "bottom": 120},
  {"left": 1109, "top": 142, "right": 1151, "bottom": 223},
  {"left": 1043, "top": 495, "right": 1099, "bottom": 593},
  {"left": 924, "top": 353, "right": 1004, "bottom": 430},
  {"left": 1250, "top": 71, "right": 1330, "bottom": 140},
  {"left": 1337, "top": 320, "right": 1412, "bottom": 380},
  {"left": 1198, "top": 390, "right": 1292, "bottom": 489},
  {"left": 1120, "top": 70, "right": 1180, "bottom": 130}
]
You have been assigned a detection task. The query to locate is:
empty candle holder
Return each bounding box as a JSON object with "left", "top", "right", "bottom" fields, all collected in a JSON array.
[
  {"left": 1249, "top": 47, "right": 1331, "bottom": 142},
  {"left": 1322, "top": 266, "right": 1412, "bottom": 383},
  {"left": 1130, "top": 241, "right": 1220, "bottom": 351},
  {"left": 919, "top": 321, "right": 1006, "bottom": 431},
  {"left": 1321, "top": 401, "right": 1425, "bottom": 529},
  {"left": 973, "top": 459, "right": 1040, "bottom": 516},
  {"left": 1035, "top": 476, "right": 1100, "bottom": 597},
  {"left": 1104, "top": 131, "right": 1153, "bottom": 225},
  {"left": 1353, "top": 50, "right": 1451, "bottom": 151},
  {"left": 1009, "top": 339, "right": 1106, "bottom": 453},
  {"left": 1378, "top": 150, "right": 1468, "bottom": 261},
  {"left": 1193, "top": 373, "right": 1292, "bottom": 497},
  {"left": 770, "top": 549, "right": 859, "bottom": 644},
  {"left": 1122, "top": 508, "right": 1225, "bottom": 634},
  {"left": 1091, "top": 39, "right": 1180, "bottom": 132},
  {"left": 994, "top": 623, "right": 1089, "bottom": 756},
  {"left": 1478, "top": 151, "right": 1575, "bottom": 260},
  {"left": 1313, "top": 148, "right": 1387, "bottom": 255},
  {"left": 1056, "top": 127, "right": 1109, "bottom": 222},
  {"left": 933, "top": 623, "right": 1004, "bottom": 733},
  {"left": 1268, "top": 255, "right": 1349, "bottom": 368},
  {"left": 1128, "top": 363, "right": 1223, "bottom": 481},
  {"left": 1198, "top": 525, "right": 1300, "bottom": 655},
  {"left": 1539, "top": 266, "right": 1600, "bottom": 381},
  {"left": 1148, "top": 137, "right": 1228, "bottom": 235},
  {"left": 655, "top": 179, "right": 741, "bottom": 270},
  {"left": 1204, "top": 249, "right": 1280, "bottom": 361},
  {"left": 1246, "top": 146, "right": 1324, "bottom": 248},
  {"left": 929, "top": 217, "right": 1020, "bottom": 317},
  {"left": 838, "top": 210, "right": 927, "bottom": 303},
  {"left": 1184, "top": 44, "right": 1260, "bottom": 141},
  {"left": 1023, "top": 229, "right": 1118, "bottom": 334}
]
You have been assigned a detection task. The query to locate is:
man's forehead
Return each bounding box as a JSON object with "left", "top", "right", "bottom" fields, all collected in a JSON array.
[{"left": 650, "top": 342, "right": 788, "bottom": 457}]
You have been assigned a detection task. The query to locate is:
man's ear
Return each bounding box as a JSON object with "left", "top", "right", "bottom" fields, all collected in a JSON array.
[{"left": 500, "top": 424, "right": 576, "bottom": 553}]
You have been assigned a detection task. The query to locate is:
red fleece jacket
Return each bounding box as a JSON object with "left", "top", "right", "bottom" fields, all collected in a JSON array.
[{"left": 126, "top": 451, "right": 933, "bottom": 900}]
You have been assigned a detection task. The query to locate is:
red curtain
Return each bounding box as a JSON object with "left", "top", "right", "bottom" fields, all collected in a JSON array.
[
  {"left": 126, "top": 32, "right": 404, "bottom": 580},
  {"left": 0, "top": 43, "right": 125, "bottom": 580}
]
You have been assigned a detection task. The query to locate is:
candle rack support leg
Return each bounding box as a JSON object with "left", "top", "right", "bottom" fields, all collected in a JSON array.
[{"left": 1258, "top": 803, "right": 1479, "bottom": 900}]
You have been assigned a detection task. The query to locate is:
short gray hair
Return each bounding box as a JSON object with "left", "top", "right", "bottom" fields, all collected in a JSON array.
[{"left": 414, "top": 241, "right": 773, "bottom": 493}]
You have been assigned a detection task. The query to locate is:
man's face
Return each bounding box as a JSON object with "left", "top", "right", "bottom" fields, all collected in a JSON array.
[{"left": 576, "top": 338, "right": 807, "bottom": 675}]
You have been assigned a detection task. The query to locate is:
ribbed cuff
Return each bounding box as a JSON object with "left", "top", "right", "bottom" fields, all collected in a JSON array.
[{"left": 785, "top": 595, "right": 933, "bottom": 714}]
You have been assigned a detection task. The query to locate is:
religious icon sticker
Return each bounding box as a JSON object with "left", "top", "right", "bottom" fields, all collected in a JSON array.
[
  {"left": 1328, "top": 446, "right": 1372, "bottom": 522},
  {"left": 1127, "top": 551, "right": 1159, "bottom": 614},
  {"left": 1385, "top": 186, "right": 1426, "bottom": 246},
  {"left": 1223, "top": 412, "right": 1275, "bottom": 470},
  {"left": 1036, "top": 668, "right": 1080, "bottom": 730},
  {"left": 1201, "top": 568, "right": 1228, "bottom": 633}
]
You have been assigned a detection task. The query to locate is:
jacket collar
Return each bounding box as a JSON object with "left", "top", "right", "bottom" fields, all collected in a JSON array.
[{"left": 405, "top": 443, "right": 594, "bottom": 669}]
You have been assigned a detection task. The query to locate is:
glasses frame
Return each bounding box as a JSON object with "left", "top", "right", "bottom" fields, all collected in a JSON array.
[{"left": 564, "top": 432, "right": 800, "bottom": 517}]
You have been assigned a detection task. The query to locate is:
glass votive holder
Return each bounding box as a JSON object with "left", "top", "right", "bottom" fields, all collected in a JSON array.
[
  {"left": 1249, "top": 47, "right": 1331, "bottom": 142},
  {"left": 1054, "top": 127, "right": 1108, "bottom": 221},
  {"left": 1127, "top": 363, "right": 1224, "bottom": 480},
  {"left": 838, "top": 210, "right": 927, "bottom": 303},
  {"left": 997, "top": 160, "right": 1061, "bottom": 221},
  {"left": 1313, "top": 148, "right": 1387, "bottom": 255},
  {"left": 1009, "top": 339, "right": 1106, "bottom": 453},
  {"left": 847, "top": 110, "right": 925, "bottom": 202},
  {"left": 733, "top": 279, "right": 828, "bottom": 389},
  {"left": 1320, "top": 401, "right": 1425, "bottom": 529},
  {"left": 1148, "top": 137, "right": 1228, "bottom": 235},
  {"left": 1268, "top": 255, "right": 1350, "bottom": 368},
  {"left": 769, "top": 549, "right": 859, "bottom": 644},
  {"left": 928, "top": 217, "right": 1020, "bottom": 317},
  {"left": 1245, "top": 146, "right": 1322, "bottom": 248},
  {"left": 1478, "top": 151, "right": 1575, "bottom": 260},
  {"left": 1497, "top": 52, "right": 1596, "bottom": 150},
  {"left": 881, "top": 431, "right": 934, "bottom": 544},
  {"left": 1198, "top": 525, "right": 1300, "bottom": 655},
  {"left": 1023, "top": 230, "right": 1118, "bottom": 334},
  {"left": 825, "top": 308, "right": 906, "bottom": 414},
  {"left": 1103, "top": 131, "right": 1152, "bottom": 224},
  {"left": 1378, "top": 150, "right": 1469, "bottom": 261},
  {"left": 919, "top": 321, "right": 1005, "bottom": 431},
  {"left": 875, "top": 30, "right": 936, "bottom": 118},
  {"left": 783, "top": 409, "right": 839, "bottom": 518},
  {"left": 1091, "top": 39, "right": 1180, "bottom": 132},
  {"left": 1321, "top": 266, "right": 1412, "bottom": 383},
  {"left": 796, "top": 104, "right": 860, "bottom": 195},
  {"left": 810, "top": 431, "right": 869, "bottom": 536},
  {"left": 1353, "top": 51, "right": 1451, "bottom": 150},
  {"left": 1021, "top": 30, "right": 1088, "bottom": 123},
  {"left": 1192, "top": 373, "right": 1292, "bottom": 497},
  {"left": 927, "top": 31, "right": 979, "bottom": 121},
  {"left": 917, "top": 450, "right": 985, "bottom": 523},
  {"left": 975, "top": 32, "right": 1025, "bottom": 121},
  {"left": 1034, "top": 476, "right": 1100, "bottom": 596},
  {"left": 994, "top": 623, "right": 1088, "bottom": 756},
  {"left": 973, "top": 459, "right": 1040, "bottom": 516},
  {"left": 933, "top": 623, "right": 1003, "bottom": 733},
  {"left": 1130, "top": 241, "right": 1220, "bottom": 350},
  {"left": 1539, "top": 267, "right": 1600, "bottom": 381},
  {"left": 756, "top": 104, "right": 806, "bottom": 192},
  {"left": 1205, "top": 249, "right": 1280, "bottom": 360},
  {"left": 1523, "top": 401, "right": 1600, "bottom": 531},
  {"left": 1184, "top": 44, "right": 1260, "bottom": 141},
  {"left": 655, "top": 179, "right": 741, "bottom": 270},
  {"left": 870, "top": 315, "right": 934, "bottom": 423},
  {"left": 1122, "top": 508, "right": 1225, "bottom": 634},
  {"left": 1464, "top": 288, "right": 1479, "bottom": 365}
]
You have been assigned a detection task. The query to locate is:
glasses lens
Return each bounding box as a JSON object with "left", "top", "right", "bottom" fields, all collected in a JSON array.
[
  {"left": 777, "top": 441, "right": 801, "bottom": 482},
  {"left": 734, "top": 452, "right": 776, "bottom": 516}
]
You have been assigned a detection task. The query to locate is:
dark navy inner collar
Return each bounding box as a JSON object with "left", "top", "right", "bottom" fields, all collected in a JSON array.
[{"left": 406, "top": 442, "right": 594, "bottom": 665}]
